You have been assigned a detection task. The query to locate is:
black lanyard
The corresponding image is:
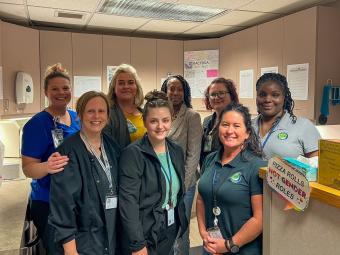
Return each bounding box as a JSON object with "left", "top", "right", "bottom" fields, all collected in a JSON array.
[
  {"left": 159, "top": 145, "right": 173, "bottom": 208},
  {"left": 212, "top": 166, "right": 230, "bottom": 208}
]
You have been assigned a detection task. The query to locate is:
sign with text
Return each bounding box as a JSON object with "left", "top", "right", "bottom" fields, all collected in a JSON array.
[{"left": 267, "top": 157, "right": 311, "bottom": 211}]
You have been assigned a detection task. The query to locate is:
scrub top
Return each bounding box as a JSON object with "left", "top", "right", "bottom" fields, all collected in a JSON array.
[
  {"left": 198, "top": 149, "right": 266, "bottom": 255},
  {"left": 21, "top": 110, "right": 80, "bottom": 202},
  {"left": 252, "top": 112, "right": 321, "bottom": 160}
]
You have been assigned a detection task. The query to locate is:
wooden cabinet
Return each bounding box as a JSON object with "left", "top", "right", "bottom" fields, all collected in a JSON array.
[
  {"left": 131, "top": 37, "right": 157, "bottom": 95},
  {"left": 39, "top": 30, "right": 73, "bottom": 109},
  {"left": 1, "top": 22, "right": 40, "bottom": 117}
]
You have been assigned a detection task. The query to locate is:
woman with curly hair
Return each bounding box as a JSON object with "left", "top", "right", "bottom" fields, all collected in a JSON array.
[{"left": 252, "top": 72, "right": 320, "bottom": 160}]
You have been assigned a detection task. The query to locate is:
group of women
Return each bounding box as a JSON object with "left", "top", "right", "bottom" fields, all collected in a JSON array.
[{"left": 21, "top": 62, "right": 320, "bottom": 255}]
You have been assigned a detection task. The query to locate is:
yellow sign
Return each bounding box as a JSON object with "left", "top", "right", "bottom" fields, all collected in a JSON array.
[{"left": 318, "top": 140, "right": 340, "bottom": 190}]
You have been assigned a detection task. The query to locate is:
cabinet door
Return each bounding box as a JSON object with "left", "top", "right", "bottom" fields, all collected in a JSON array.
[
  {"left": 0, "top": 21, "right": 3, "bottom": 116},
  {"left": 40, "top": 31, "right": 73, "bottom": 109},
  {"left": 2, "top": 22, "right": 40, "bottom": 117},
  {"left": 131, "top": 37, "right": 157, "bottom": 95}
]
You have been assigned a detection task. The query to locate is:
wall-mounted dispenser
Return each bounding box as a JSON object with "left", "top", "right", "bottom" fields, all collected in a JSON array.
[{"left": 15, "top": 72, "right": 33, "bottom": 104}]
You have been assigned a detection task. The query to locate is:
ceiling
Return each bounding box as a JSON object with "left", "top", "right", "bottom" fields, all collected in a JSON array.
[{"left": 0, "top": 0, "right": 337, "bottom": 39}]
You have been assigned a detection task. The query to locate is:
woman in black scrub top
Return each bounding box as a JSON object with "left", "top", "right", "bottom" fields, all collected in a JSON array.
[{"left": 49, "top": 91, "right": 120, "bottom": 255}]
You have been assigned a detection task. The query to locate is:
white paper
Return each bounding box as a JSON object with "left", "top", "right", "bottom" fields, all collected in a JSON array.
[
  {"left": 184, "top": 50, "right": 219, "bottom": 98},
  {"left": 287, "top": 63, "right": 309, "bottom": 100},
  {"left": 74, "top": 76, "right": 102, "bottom": 97},
  {"left": 0, "top": 66, "right": 3, "bottom": 99},
  {"left": 107, "top": 66, "right": 117, "bottom": 87},
  {"left": 260, "top": 66, "right": 278, "bottom": 75},
  {"left": 239, "top": 69, "right": 254, "bottom": 99}
]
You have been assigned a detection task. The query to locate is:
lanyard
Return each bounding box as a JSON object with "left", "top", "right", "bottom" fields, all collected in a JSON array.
[
  {"left": 259, "top": 117, "right": 281, "bottom": 150},
  {"left": 81, "top": 133, "right": 115, "bottom": 192},
  {"left": 212, "top": 167, "right": 230, "bottom": 208},
  {"left": 159, "top": 145, "right": 173, "bottom": 207}
]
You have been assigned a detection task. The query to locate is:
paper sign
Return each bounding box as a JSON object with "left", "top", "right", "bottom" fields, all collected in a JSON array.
[
  {"left": 287, "top": 63, "right": 309, "bottom": 100},
  {"left": 207, "top": 69, "right": 218, "bottom": 78},
  {"left": 239, "top": 69, "right": 254, "bottom": 99},
  {"left": 260, "top": 66, "right": 278, "bottom": 75},
  {"left": 74, "top": 76, "right": 101, "bottom": 97},
  {"left": 184, "top": 50, "right": 219, "bottom": 98},
  {"left": 267, "top": 157, "right": 310, "bottom": 211}
]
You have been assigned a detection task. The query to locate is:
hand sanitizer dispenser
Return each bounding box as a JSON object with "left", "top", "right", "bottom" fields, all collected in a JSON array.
[{"left": 16, "top": 72, "right": 34, "bottom": 104}]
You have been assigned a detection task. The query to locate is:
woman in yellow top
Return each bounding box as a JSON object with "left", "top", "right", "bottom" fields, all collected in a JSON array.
[{"left": 105, "top": 64, "right": 146, "bottom": 147}]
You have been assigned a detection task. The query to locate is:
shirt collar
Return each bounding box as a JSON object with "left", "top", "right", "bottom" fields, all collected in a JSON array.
[{"left": 212, "top": 148, "right": 245, "bottom": 168}]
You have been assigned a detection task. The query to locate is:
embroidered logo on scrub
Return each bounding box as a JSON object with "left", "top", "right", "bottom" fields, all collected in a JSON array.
[
  {"left": 277, "top": 132, "right": 288, "bottom": 140},
  {"left": 229, "top": 172, "right": 242, "bottom": 183}
]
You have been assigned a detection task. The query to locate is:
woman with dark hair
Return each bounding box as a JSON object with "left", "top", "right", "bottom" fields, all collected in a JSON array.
[
  {"left": 49, "top": 91, "right": 120, "bottom": 255},
  {"left": 252, "top": 73, "right": 320, "bottom": 160},
  {"left": 161, "top": 75, "right": 202, "bottom": 255},
  {"left": 197, "top": 103, "right": 265, "bottom": 255},
  {"left": 119, "top": 90, "right": 187, "bottom": 255},
  {"left": 105, "top": 63, "right": 146, "bottom": 148},
  {"left": 201, "top": 77, "right": 239, "bottom": 166},
  {"left": 21, "top": 63, "right": 80, "bottom": 251}
]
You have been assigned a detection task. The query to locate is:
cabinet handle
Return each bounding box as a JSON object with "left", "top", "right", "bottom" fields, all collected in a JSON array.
[{"left": 3, "top": 99, "right": 9, "bottom": 112}]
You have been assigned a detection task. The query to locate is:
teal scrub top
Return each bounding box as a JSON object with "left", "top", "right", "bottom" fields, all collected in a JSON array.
[{"left": 198, "top": 149, "right": 266, "bottom": 255}]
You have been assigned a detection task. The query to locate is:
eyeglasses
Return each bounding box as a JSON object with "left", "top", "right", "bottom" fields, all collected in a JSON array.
[{"left": 209, "top": 91, "right": 230, "bottom": 99}]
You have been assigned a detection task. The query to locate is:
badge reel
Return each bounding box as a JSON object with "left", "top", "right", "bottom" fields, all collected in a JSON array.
[
  {"left": 203, "top": 133, "right": 213, "bottom": 152},
  {"left": 207, "top": 206, "right": 223, "bottom": 239},
  {"left": 51, "top": 128, "right": 64, "bottom": 149},
  {"left": 165, "top": 203, "right": 175, "bottom": 227}
]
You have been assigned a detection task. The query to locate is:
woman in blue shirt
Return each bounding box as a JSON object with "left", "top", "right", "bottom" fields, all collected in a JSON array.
[{"left": 21, "top": 63, "right": 80, "bottom": 251}]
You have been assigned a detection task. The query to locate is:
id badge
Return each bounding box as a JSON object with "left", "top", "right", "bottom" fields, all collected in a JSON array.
[
  {"left": 105, "top": 195, "right": 117, "bottom": 210},
  {"left": 51, "top": 128, "right": 64, "bottom": 148},
  {"left": 207, "top": 226, "right": 223, "bottom": 239},
  {"left": 167, "top": 207, "right": 175, "bottom": 227},
  {"left": 203, "top": 134, "right": 212, "bottom": 152}
]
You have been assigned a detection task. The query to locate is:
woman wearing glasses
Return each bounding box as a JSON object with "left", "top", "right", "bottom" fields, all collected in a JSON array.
[{"left": 201, "top": 78, "right": 239, "bottom": 166}]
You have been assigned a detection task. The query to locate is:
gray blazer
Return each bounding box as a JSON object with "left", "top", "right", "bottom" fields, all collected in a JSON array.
[{"left": 168, "top": 104, "right": 203, "bottom": 190}]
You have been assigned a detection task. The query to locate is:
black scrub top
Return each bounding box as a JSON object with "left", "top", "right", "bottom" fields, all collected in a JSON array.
[{"left": 198, "top": 149, "right": 266, "bottom": 255}]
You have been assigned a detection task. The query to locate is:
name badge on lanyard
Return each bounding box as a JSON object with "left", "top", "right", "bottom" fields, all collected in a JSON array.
[
  {"left": 105, "top": 195, "right": 117, "bottom": 209},
  {"left": 167, "top": 207, "right": 175, "bottom": 226}
]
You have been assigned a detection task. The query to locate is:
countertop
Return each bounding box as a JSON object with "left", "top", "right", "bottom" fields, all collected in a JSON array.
[{"left": 0, "top": 179, "right": 30, "bottom": 253}]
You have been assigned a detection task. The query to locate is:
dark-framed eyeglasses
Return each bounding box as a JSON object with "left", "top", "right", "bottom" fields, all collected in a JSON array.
[{"left": 209, "top": 91, "right": 230, "bottom": 99}]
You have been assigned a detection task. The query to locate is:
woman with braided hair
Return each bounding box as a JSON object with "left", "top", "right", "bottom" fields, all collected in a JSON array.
[{"left": 252, "top": 72, "right": 320, "bottom": 160}]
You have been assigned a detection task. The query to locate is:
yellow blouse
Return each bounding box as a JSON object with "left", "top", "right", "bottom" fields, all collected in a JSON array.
[{"left": 126, "top": 113, "right": 147, "bottom": 142}]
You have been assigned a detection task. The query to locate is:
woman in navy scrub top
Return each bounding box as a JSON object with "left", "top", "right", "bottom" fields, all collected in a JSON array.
[
  {"left": 197, "top": 103, "right": 265, "bottom": 255},
  {"left": 21, "top": 63, "right": 80, "bottom": 251}
]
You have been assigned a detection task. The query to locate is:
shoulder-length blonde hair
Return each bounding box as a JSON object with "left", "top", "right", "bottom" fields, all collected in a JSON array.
[{"left": 107, "top": 64, "right": 144, "bottom": 107}]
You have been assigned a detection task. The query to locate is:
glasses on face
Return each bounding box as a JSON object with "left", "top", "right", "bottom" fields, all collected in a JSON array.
[{"left": 209, "top": 91, "right": 230, "bottom": 99}]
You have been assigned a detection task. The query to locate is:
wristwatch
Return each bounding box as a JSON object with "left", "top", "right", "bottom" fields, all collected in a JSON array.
[{"left": 226, "top": 238, "right": 239, "bottom": 254}]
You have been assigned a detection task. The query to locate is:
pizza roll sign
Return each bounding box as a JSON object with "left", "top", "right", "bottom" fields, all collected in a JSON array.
[{"left": 267, "top": 157, "right": 311, "bottom": 211}]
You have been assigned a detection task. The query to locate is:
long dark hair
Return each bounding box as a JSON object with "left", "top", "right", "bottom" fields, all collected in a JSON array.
[
  {"left": 256, "top": 73, "right": 296, "bottom": 123},
  {"left": 161, "top": 75, "right": 192, "bottom": 108},
  {"left": 218, "top": 103, "right": 262, "bottom": 158}
]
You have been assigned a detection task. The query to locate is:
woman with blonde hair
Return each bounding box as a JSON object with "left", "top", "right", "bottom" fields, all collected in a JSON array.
[
  {"left": 105, "top": 64, "right": 146, "bottom": 148},
  {"left": 21, "top": 63, "right": 80, "bottom": 251}
]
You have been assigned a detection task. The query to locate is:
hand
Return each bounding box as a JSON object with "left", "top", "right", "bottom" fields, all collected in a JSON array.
[
  {"left": 64, "top": 251, "right": 79, "bottom": 255},
  {"left": 132, "top": 246, "right": 148, "bottom": 255},
  {"left": 205, "top": 236, "right": 228, "bottom": 254},
  {"left": 46, "top": 152, "right": 69, "bottom": 174}
]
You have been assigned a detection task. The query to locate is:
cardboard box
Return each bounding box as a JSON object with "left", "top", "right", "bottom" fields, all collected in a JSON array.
[{"left": 318, "top": 139, "right": 340, "bottom": 190}]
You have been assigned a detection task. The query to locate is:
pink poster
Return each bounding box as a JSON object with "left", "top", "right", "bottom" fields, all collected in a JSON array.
[{"left": 207, "top": 69, "right": 218, "bottom": 78}]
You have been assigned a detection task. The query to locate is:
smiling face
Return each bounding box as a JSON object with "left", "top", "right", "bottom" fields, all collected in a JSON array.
[
  {"left": 45, "top": 77, "right": 71, "bottom": 108},
  {"left": 167, "top": 78, "right": 184, "bottom": 107},
  {"left": 80, "top": 96, "right": 109, "bottom": 137},
  {"left": 144, "top": 107, "right": 172, "bottom": 144},
  {"left": 256, "top": 81, "right": 285, "bottom": 119},
  {"left": 208, "top": 82, "right": 231, "bottom": 113},
  {"left": 219, "top": 110, "right": 249, "bottom": 151},
  {"left": 114, "top": 72, "right": 137, "bottom": 103}
]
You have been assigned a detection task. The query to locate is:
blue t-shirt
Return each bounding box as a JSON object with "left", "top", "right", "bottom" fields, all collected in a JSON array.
[{"left": 21, "top": 110, "right": 80, "bottom": 202}]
